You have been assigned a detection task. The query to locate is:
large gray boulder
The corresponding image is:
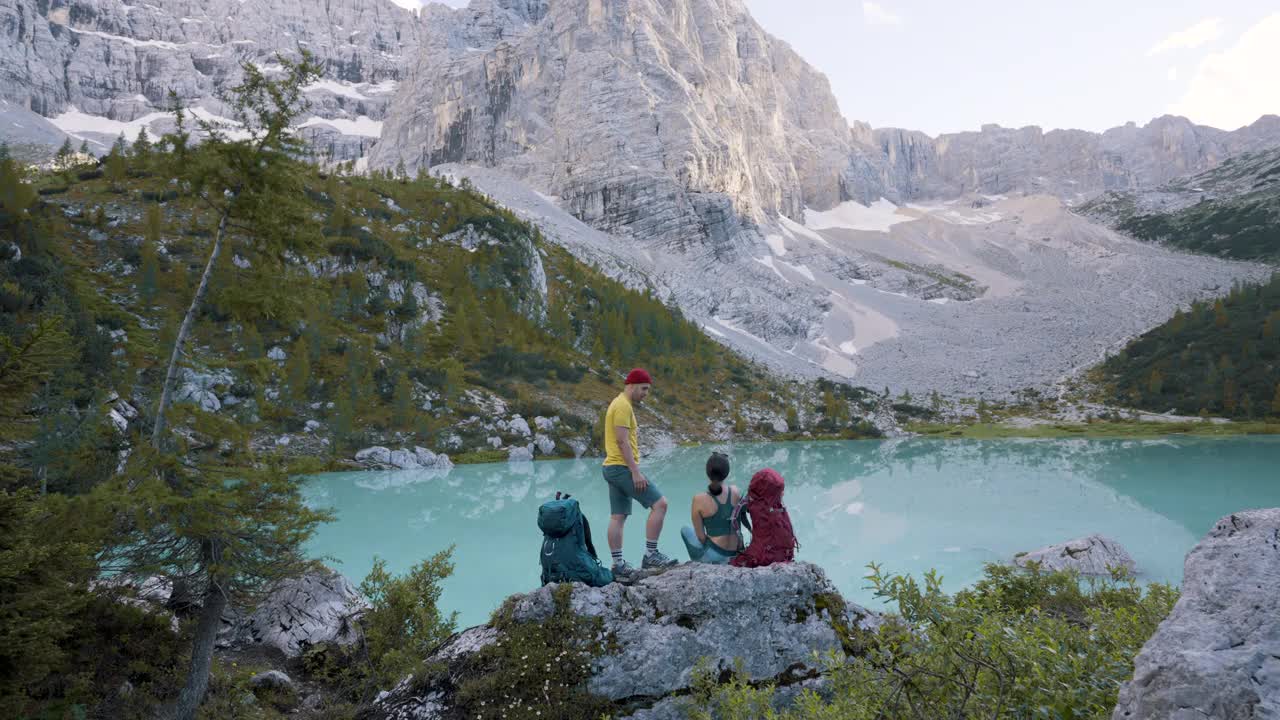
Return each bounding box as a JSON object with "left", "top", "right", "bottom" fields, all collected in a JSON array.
[
  {"left": 1015, "top": 534, "right": 1136, "bottom": 576},
  {"left": 1112, "top": 509, "right": 1280, "bottom": 720},
  {"left": 220, "top": 568, "right": 368, "bottom": 658},
  {"left": 354, "top": 446, "right": 394, "bottom": 468},
  {"left": 369, "top": 562, "right": 879, "bottom": 719}
]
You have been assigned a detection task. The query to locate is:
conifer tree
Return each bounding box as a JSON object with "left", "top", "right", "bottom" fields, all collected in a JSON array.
[
  {"left": 151, "top": 54, "right": 321, "bottom": 445},
  {"left": 785, "top": 405, "right": 799, "bottom": 432},
  {"left": 0, "top": 318, "right": 75, "bottom": 486},
  {"left": 0, "top": 489, "right": 95, "bottom": 715},
  {"left": 331, "top": 391, "right": 355, "bottom": 449},
  {"left": 393, "top": 372, "right": 414, "bottom": 428},
  {"left": 139, "top": 238, "right": 160, "bottom": 307},
  {"left": 132, "top": 127, "right": 153, "bottom": 172},
  {"left": 78, "top": 139, "right": 90, "bottom": 156},
  {"left": 1272, "top": 383, "right": 1280, "bottom": 417},
  {"left": 977, "top": 397, "right": 992, "bottom": 422},
  {"left": 440, "top": 357, "right": 465, "bottom": 402},
  {"left": 1213, "top": 299, "right": 1229, "bottom": 328},
  {"left": 55, "top": 138, "right": 74, "bottom": 168},
  {"left": 287, "top": 338, "right": 310, "bottom": 403},
  {"left": 123, "top": 52, "right": 327, "bottom": 720},
  {"left": 0, "top": 140, "right": 10, "bottom": 161},
  {"left": 242, "top": 324, "right": 264, "bottom": 359},
  {"left": 1223, "top": 378, "right": 1238, "bottom": 414},
  {"left": 133, "top": 126, "right": 152, "bottom": 156},
  {"left": 105, "top": 145, "right": 127, "bottom": 190},
  {"left": 823, "top": 390, "right": 840, "bottom": 420}
]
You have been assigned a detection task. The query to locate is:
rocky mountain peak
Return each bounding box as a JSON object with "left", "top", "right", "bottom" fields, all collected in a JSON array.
[{"left": 371, "top": 0, "right": 855, "bottom": 244}]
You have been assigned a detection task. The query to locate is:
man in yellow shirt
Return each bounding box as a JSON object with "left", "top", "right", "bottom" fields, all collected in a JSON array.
[{"left": 602, "top": 368, "right": 677, "bottom": 575}]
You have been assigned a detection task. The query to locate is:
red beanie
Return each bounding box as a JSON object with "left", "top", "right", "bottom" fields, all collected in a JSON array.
[{"left": 625, "top": 368, "right": 653, "bottom": 385}]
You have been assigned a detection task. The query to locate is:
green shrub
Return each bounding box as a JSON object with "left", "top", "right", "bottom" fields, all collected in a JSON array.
[
  {"left": 453, "top": 584, "right": 616, "bottom": 720},
  {"left": 358, "top": 549, "right": 459, "bottom": 689},
  {"left": 689, "top": 563, "right": 1178, "bottom": 720}
]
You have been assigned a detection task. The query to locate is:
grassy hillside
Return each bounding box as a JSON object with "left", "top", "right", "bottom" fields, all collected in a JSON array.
[{"left": 0, "top": 146, "right": 887, "bottom": 489}]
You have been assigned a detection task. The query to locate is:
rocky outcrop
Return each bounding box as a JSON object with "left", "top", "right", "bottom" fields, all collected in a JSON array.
[
  {"left": 1112, "top": 509, "right": 1280, "bottom": 720},
  {"left": 1015, "top": 535, "right": 1136, "bottom": 576},
  {"left": 219, "top": 568, "right": 368, "bottom": 657},
  {"left": 368, "top": 562, "right": 880, "bottom": 719},
  {"left": 354, "top": 446, "right": 454, "bottom": 471}
]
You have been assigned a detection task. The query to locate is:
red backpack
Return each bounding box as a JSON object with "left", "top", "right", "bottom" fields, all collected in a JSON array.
[{"left": 730, "top": 468, "right": 798, "bottom": 567}]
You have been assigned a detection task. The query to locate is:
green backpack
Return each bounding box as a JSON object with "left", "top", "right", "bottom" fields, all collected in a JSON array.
[{"left": 539, "top": 494, "right": 613, "bottom": 587}]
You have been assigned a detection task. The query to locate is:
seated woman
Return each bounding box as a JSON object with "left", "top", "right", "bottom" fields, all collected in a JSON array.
[{"left": 681, "top": 452, "right": 746, "bottom": 564}]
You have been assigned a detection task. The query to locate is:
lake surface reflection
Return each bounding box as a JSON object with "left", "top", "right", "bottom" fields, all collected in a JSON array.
[{"left": 305, "top": 436, "right": 1280, "bottom": 627}]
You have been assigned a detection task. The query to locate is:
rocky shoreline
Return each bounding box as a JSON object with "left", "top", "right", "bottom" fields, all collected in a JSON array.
[{"left": 185, "top": 511, "right": 1280, "bottom": 718}]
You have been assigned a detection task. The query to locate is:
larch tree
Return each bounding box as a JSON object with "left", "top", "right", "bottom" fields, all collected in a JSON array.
[{"left": 114, "top": 51, "right": 331, "bottom": 720}]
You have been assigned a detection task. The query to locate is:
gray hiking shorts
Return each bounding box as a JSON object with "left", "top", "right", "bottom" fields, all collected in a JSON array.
[{"left": 602, "top": 464, "right": 663, "bottom": 516}]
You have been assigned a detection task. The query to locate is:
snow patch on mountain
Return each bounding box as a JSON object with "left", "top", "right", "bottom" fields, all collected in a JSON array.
[{"left": 805, "top": 199, "right": 912, "bottom": 233}]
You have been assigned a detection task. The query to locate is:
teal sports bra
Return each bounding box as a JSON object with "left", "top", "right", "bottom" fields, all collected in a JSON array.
[{"left": 702, "top": 489, "right": 735, "bottom": 537}]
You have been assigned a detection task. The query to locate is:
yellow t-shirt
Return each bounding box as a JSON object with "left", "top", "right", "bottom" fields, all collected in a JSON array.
[{"left": 603, "top": 393, "right": 639, "bottom": 467}]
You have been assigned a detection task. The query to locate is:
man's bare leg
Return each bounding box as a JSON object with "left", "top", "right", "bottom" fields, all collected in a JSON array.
[
  {"left": 608, "top": 514, "right": 627, "bottom": 555},
  {"left": 645, "top": 497, "right": 668, "bottom": 545}
]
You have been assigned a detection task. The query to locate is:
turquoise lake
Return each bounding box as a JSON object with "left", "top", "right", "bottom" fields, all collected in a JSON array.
[{"left": 304, "top": 437, "right": 1280, "bottom": 628}]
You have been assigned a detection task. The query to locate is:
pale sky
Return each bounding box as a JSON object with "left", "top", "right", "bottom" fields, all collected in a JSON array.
[{"left": 411, "top": 0, "right": 1280, "bottom": 136}]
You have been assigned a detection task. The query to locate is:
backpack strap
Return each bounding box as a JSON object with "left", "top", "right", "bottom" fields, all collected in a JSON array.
[
  {"left": 730, "top": 497, "right": 752, "bottom": 534},
  {"left": 581, "top": 514, "right": 598, "bottom": 561}
]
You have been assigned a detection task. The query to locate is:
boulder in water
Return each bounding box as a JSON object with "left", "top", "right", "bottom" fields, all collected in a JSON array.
[
  {"left": 1112, "top": 509, "right": 1280, "bottom": 719},
  {"left": 414, "top": 446, "right": 454, "bottom": 471},
  {"left": 388, "top": 449, "right": 419, "bottom": 469},
  {"left": 1014, "top": 534, "right": 1135, "bottom": 576},
  {"left": 354, "top": 446, "right": 393, "bottom": 467},
  {"left": 533, "top": 433, "right": 556, "bottom": 456}
]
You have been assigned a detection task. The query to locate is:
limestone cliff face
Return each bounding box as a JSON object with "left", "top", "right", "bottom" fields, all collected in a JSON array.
[
  {"left": 0, "top": 0, "right": 418, "bottom": 157},
  {"left": 373, "top": 0, "right": 1280, "bottom": 248},
  {"left": 370, "top": 0, "right": 855, "bottom": 245},
  {"left": 862, "top": 114, "right": 1280, "bottom": 203},
  {"left": 7, "top": 0, "right": 1280, "bottom": 218}
]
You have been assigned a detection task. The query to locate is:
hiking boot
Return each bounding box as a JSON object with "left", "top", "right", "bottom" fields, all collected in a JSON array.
[
  {"left": 642, "top": 549, "right": 679, "bottom": 569},
  {"left": 611, "top": 559, "right": 637, "bottom": 578}
]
